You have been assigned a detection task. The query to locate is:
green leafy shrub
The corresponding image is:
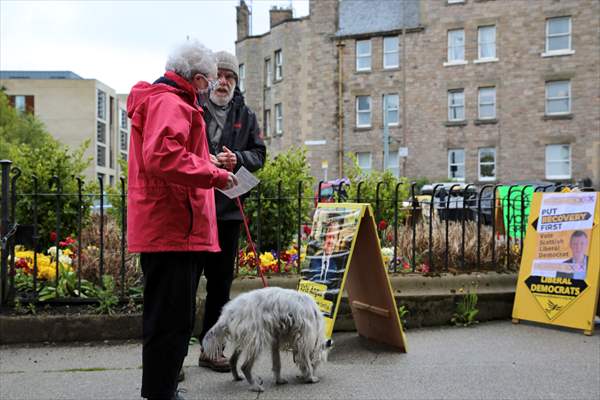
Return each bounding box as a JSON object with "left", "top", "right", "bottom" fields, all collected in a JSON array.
[
  {"left": 243, "top": 147, "right": 315, "bottom": 252},
  {"left": 451, "top": 289, "right": 479, "bottom": 327},
  {"left": 344, "top": 154, "right": 411, "bottom": 234},
  {"left": 38, "top": 264, "right": 96, "bottom": 301},
  {"left": 94, "top": 275, "right": 119, "bottom": 315},
  {"left": 398, "top": 304, "right": 410, "bottom": 327}
]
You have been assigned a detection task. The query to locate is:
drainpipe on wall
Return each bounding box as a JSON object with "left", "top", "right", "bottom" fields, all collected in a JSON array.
[
  {"left": 337, "top": 41, "right": 345, "bottom": 179},
  {"left": 401, "top": 0, "right": 407, "bottom": 177}
]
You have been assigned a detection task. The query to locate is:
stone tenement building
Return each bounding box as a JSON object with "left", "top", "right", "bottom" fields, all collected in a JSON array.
[{"left": 235, "top": 0, "right": 600, "bottom": 188}]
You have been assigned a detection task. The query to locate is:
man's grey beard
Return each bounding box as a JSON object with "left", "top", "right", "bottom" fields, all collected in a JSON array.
[{"left": 210, "top": 88, "right": 234, "bottom": 106}]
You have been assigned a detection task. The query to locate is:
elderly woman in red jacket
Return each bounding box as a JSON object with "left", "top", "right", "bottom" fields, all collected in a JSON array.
[{"left": 127, "top": 39, "right": 236, "bottom": 400}]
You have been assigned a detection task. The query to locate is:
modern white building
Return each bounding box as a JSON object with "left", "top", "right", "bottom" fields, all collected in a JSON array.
[{"left": 1, "top": 70, "right": 129, "bottom": 186}]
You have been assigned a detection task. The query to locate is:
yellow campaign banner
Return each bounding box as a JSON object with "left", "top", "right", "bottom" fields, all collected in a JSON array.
[
  {"left": 297, "top": 203, "right": 406, "bottom": 351},
  {"left": 512, "top": 192, "right": 600, "bottom": 334},
  {"left": 298, "top": 203, "right": 363, "bottom": 339}
]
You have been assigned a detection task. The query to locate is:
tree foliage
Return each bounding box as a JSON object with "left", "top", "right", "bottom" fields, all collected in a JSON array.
[
  {"left": 243, "top": 147, "right": 315, "bottom": 252},
  {"left": 0, "top": 91, "right": 94, "bottom": 248},
  {"left": 344, "top": 153, "right": 411, "bottom": 226},
  {"left": 0, "top": 91, "right": 54, "bottom": 159},
  {"left": 106, "top": 157, "right": 128, "bottom": 229}
]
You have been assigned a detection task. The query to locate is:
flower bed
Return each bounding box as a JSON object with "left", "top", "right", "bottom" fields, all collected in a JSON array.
[{"left": 237, "top": 246, "right": 304, "bottom": 276}]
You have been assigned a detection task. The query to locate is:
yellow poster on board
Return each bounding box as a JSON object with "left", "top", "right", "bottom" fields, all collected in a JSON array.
[
  {"left": 298, "top": 203, "right": 407, "bottom": 351},
  {"left": 512, "top": 192, "right": 600, "bottom": 335}
]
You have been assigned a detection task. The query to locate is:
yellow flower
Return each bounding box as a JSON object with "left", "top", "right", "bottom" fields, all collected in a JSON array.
[
  {"left": 15, "top": 250, "right": 35, "bottom": 263},
  {"left": 15, "top": 250, "right": 73, "bottom": 281},
  {"left": 259, "top": 252, "right": 276, "bottom": 267}
]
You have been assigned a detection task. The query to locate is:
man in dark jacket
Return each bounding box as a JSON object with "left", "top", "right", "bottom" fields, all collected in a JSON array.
[{"left": 196, "top": 51, "right": 266, "bottom": 372}]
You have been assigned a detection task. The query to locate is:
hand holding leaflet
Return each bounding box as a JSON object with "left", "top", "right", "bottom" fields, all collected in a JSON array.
[{"left": 216, "top": 166, "right": 259, "bottom": 199}]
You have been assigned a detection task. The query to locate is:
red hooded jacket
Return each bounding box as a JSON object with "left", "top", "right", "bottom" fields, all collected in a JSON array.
[{"left": 126, "top": 71, "right": 230, "bottom": 253}]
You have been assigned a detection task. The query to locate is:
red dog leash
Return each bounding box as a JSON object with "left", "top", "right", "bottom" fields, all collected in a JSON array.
[{"left": 235, "top": 197, "right": 268, "bottom": 288}]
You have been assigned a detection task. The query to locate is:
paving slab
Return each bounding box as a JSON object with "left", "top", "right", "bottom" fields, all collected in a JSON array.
[{"left": 1, "top": 321, "right": 599, "bottom": 400}]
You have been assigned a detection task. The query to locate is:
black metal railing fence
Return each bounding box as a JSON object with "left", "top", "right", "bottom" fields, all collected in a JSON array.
[{"left": 1, "top": 159, "right": 593, "bottom": 307}]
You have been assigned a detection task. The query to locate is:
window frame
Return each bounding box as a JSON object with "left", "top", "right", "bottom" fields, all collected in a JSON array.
[
  {"left": 238, "top": 63, "right": 246, "bottom": 92},
  {"left": 545, "top": 16, "right": 572, "bottom": 54},
  {"left": 448, "top": 89, "right": 465, "bottom": 121},
  {"left": 97, "top": 120, "right": 106, "bottom": 144},
  {"left": 383, "top": 94, "right": 400, "bottom": 126},
  {"left": 119, "top": 108, "right": 128, "bottom": 130},
  {"left": 356, "top": 152, "right": 372, "bottom": 174},
  {"left": 97, "top": 144, "right": 106, "bottom": 167},
  {"left": 264, "top": 109, "right": 271, "bottom": 138},
  {"left": 477, "top": 25, "right": 497, "bottom": 61},
  {"left": 356, "top": 95, "right": 372, "bottom": 128},
  {"left": 356, "top": 39, "right": 372, "bottom": 72},
  {"left": 386, "top": 150, "right": 400, "bottom": 177},
  {"left": 447, "top": 29, "right": 465, "bottom": 63},
  {"left": 478, "top": 87, "right": 496, "bottom": 120},
  {"left": 448, "top": 148, "right": 466, "bottom": 181},
  {"left": 275, "top": 103, "right": 283, "bottom": 135},
  {"left": 14, "top": 95, "right": 26, "bottom": 113},
  {"left": 264, "top": 58, "right": 272, "bottom": 88},
  {"left": 119, "top": 130, "right": 128, "bottom": 152},
  {"left": 383, "top": 36, "right": 400, "bottom": 69},
  {"left": 478, "top": 147, "right": 496, "bottom": 181},
  {"left": 545, "top": 80, "right": 571, "bottom": 115},
  {"left": 97, "top": 89, "right": 106, "bottom": 120},
  {"left": 274, "top": 50, "right": 283, "bottom": 81},
  {"left": 545, "top": 144, "right": 571, "bottom": 179}
]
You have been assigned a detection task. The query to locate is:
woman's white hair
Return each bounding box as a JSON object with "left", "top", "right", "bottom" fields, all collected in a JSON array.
[{"left": 165, "top": 38, "right": 217, "bottom": 82}]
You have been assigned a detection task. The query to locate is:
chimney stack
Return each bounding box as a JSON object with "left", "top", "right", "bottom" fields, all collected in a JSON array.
[
  {"left": 236, "top": 0, "right": 250, "bottom": 41},
  {"left": 269, "top": 7, "right": 293, "bottom": 29}
]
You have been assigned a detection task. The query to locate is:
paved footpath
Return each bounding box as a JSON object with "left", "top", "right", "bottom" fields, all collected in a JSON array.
[{"left": 1, "top": 321, "right": 599, "bottom": 400}]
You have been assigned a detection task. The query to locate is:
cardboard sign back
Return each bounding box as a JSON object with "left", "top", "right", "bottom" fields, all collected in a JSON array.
[{"left": 344, "top": 205, "right": 407, "bottom": 351}]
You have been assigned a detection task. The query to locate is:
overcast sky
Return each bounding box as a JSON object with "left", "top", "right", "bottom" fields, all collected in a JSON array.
[{"left": 1, "top": 0, "right": 310, "bottom": 93}]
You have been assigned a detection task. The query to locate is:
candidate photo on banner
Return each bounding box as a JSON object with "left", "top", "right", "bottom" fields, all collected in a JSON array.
[
  {"left": 532, "top": 193, "right": 596, "bottom": 282},
  {"left": 562, "top": 230, "right": 589, "bottom": 280},
  {"left": 301, "top": 212, "right": 350, "bottom": 306}
]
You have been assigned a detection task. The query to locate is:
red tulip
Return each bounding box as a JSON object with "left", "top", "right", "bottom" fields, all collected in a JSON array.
[{"left": 303, "top": 225, "right": 312, "bottom": 236}]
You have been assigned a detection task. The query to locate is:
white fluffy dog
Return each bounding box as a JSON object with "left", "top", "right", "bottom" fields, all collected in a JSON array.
[{"left": 202, "top": 287, "right": 327, "bottom": 392}]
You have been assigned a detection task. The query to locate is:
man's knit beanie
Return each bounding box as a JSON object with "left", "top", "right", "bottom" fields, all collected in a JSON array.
[{"left": 215, "top": 51, "right": 239, "bottom": 80}]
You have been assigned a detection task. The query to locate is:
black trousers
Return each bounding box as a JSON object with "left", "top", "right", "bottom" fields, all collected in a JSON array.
[
  {"left": 198, "top": 220, "right": 241, "bottom": 342},
  {"left": 140, "top": 252, "right": 202, "bottom": 399}
]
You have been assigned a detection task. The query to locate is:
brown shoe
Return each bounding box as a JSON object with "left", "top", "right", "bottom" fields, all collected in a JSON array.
[{"left": 198, "top": 351, "right": 231, "bottom": 372}]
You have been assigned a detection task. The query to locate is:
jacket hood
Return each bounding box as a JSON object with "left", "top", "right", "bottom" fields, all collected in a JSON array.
[
  {"left": 232, "top": 86, "right": 245, "bottom": 108},
  {"left": 127, "top": 71, "right": 197, "bottom": 118}
]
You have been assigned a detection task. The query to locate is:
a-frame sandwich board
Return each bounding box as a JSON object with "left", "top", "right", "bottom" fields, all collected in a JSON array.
[
  {"left": 512, "top": 192, "right": 600, "bottom": 335},
  {"left": 298, "top": 203, "right": 407, "bottom": 352}
]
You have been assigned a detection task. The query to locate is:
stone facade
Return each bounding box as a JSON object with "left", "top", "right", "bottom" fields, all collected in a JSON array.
[{"left": 236, "top": 0, "right": 599, "bottom": 187}]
